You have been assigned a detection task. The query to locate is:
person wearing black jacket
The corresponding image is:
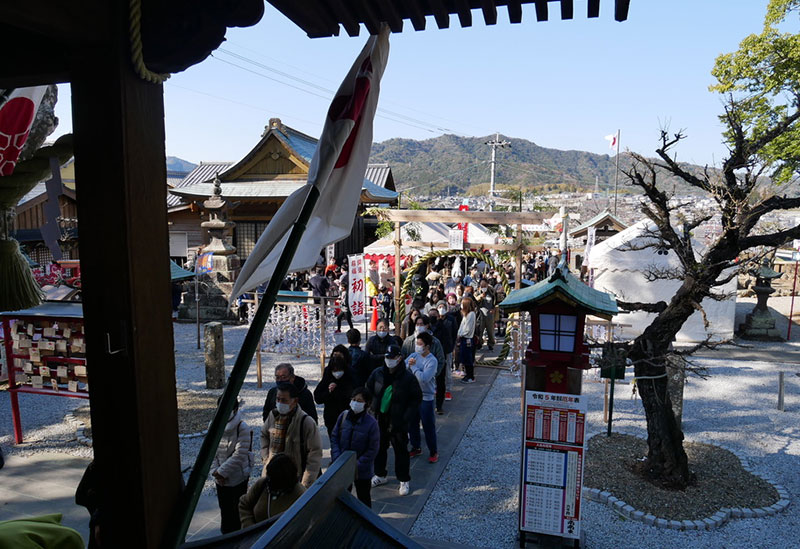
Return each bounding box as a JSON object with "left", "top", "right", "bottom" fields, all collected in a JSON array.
[
  {"left": 313, "top": 346, "right": 355, "bottom": 437},
  {"left": 262, "top": 363, "right": 318, "bottom": 423},
  {"left": 347, "top": 328, "right": 372, "bottom": 386},
  {"left": 364, "top": 318, "right": 402, "bottom": 371},
  {"left": 365, "top": 344, "right": 422, "bottom": 496}
]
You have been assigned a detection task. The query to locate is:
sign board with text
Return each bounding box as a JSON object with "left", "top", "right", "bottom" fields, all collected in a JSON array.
[
  {"left": 347, "top": 254, "right": 366, "bottom": 323},
  {"left": 449, "top": 229, "right": 464, "bottom": 250},
  {"left": 520, "top": 390, "right": 587, "bottom": 540}
]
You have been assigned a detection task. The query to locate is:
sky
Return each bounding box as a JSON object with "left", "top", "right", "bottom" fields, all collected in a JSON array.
[{"left": 51, "top": 1, "right": 772, "bottom": 170}]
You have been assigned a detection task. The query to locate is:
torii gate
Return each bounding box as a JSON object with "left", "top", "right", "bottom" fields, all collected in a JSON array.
[{"left": 376, "top": 208, "right": 547, "bottom": 365}]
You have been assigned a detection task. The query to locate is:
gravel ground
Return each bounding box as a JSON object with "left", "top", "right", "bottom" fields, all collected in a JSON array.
[
  {"left": 412, "top": 357, "right": 800, "bottom": 549},
  {"left": 585, "top": 433, "right": 778, "bottom": 520}
]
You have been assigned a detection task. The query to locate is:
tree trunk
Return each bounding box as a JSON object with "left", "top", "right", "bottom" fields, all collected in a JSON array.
[{"left": 627, "top": 285, "right": 699, "bottom": 489}]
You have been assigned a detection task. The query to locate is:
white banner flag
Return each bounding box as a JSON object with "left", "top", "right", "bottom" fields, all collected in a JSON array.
[
  {"left": 231, "top": 26, "right": 390, "bottom": 301},
  {"left": 347, "top": 254, "right": 366, "bottom": 322}
]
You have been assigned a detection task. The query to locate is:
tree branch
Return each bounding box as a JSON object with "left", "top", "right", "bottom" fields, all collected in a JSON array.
[{"left": 616, "top": 300, "right": 668, "bottom": 313}]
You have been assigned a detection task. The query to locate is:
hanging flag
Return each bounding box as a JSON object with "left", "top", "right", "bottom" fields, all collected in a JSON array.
[
  {"left": 231, "top": 26, "right": 390, "bottom": 300},
  {"left": 604, "top": 133, "right": 617, "bottom": 150},
  {"left": 347, "top": 254, "right": 366, "bottom": 322},
  {"left": 583, "top": 226, "right": 596, "bottom": 270},
  {"left": 0, "top": 86, "right": 48, "bottom": 176},
  {"left": 196, "top": 252, "right": 214, "bottom": 274}
]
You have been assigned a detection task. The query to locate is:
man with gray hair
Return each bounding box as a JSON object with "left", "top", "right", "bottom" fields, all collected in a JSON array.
[{"left": 262, "top": 363, "right": 318, "bottom": 423}]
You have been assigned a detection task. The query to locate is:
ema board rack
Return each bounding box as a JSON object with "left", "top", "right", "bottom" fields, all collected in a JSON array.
[{"left": 1, "top": 302, "right": 87, "bottom": 443}]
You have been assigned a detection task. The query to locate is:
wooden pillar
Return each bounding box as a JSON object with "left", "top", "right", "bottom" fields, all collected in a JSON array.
[
  {"left": 70, "top": 9, "right": 181, "bottom": 545},
  {"left": 394, "top": 221, "right": 402, "bottom": 331}
]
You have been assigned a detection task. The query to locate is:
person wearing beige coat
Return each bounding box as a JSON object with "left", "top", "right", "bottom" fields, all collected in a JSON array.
[{"left": 260, "top": 383, "right": 322, "bottom": 489}]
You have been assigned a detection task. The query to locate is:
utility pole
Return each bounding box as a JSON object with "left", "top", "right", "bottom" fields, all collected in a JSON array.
[{"left": 486, "top": 132, "right": 510, "bottom": 197}]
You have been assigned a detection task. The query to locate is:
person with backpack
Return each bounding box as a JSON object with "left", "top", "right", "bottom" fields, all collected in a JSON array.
[
  {"left": 260, "top": 383, "right": 322, "bottom": 488},
  {"left": 346, "top": 328, "right": 371, "bottom": 387},
  {"left": 211, "top": 398, "right": 253, "bottom": 534},
  {"left": 329, "top": 387, "right": 380, "bottom": 507}
]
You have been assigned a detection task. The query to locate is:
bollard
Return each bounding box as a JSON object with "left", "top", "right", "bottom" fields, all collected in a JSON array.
[
  {"left": 204, "top": 322, "right": 225, "bottom": 389},
  {"left": 778, "top": 371, "right": 785, "bottom": 412}
]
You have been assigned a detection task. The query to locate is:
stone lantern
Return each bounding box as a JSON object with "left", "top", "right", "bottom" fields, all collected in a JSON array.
[{"left": 739, "top": 258, "right": 783, "bottom": 340}]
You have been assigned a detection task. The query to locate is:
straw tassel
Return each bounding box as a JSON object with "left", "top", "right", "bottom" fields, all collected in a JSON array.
[{"left": 0, "top": 238, "right": 44, "bottom": 311}]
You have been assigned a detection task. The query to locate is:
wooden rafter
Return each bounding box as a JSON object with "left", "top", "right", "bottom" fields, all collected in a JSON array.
[
  {"left": 454, "top": 0, "right": 473, "bottom": 27},
  {"left": 507, "top": 1, "right": 523, "bottom": 24},
  {"left": 328, "top": 0, "right": 361, "bottom": 36},
  {"left": 376, "top": 0, "right": 405, "bottom": 33},
  {"left": 534, "top": 0, "right": 549, "bottom": 22},
  {"left": 480, "top": 0, "right": 498, "bottom": 25}
]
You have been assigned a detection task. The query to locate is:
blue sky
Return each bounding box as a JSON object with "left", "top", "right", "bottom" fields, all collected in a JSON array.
[{"left": 52, "top": 1, "right": 770, "bottom": 169}]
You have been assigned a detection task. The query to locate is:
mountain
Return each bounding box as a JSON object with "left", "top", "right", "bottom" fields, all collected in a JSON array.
[
  {"left": 167, "top": 156, "right": 197, "bottom": 173},
  {"left": 369, "top": 134, "right": 705, "bottom": 196}
]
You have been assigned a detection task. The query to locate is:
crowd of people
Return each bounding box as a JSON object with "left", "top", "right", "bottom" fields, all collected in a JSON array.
[{"left": 210, "top": 253, "right": 537, "bottom": 537}]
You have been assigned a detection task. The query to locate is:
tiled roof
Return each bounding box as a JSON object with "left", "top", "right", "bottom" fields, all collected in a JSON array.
[
  {"left": 280, "top": 126, "right": 317, "bottom": 163},
  {"left": 499, "top": 265, "right": 618, "bottom": 318},
  {"left": 170, "top": 260, "right": 195, "bottom": 281},
  {"left": 167, "top": 170, "right": 189, "bottom": 188},
  {"left": 167, "top": 162, "right": 232, "bottom": 208},
  {"left": 364, "top": 163, "right": 394, "bottom": 190},
  {"left": 170, "top": 180, "right": 306, "bottom": 200},
  {"left": 170, "top": 178, "right": 398, "bottom": 203}
]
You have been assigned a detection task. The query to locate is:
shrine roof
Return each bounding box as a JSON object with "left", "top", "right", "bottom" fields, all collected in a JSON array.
[
  {"left": 568, "top": 209, "right": 627, "bottom": 238},
  {"left": 169, "top": 178, "right": 397, "bottom": 203},
  {"left": 167, "top": 162, "right": 232, "bottom": 208},
  {"left": 499, "top": 265, "right": 618, "bottom": 318}
]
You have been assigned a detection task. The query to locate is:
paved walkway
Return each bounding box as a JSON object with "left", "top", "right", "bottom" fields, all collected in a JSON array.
[{"left": 0, "top": 452, "right": 91, "bottom": 543}]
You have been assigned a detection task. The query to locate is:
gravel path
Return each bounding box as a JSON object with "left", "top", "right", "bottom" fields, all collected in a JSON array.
[{"left": 412, "top": 357, "right": 800, "bottom": 548}]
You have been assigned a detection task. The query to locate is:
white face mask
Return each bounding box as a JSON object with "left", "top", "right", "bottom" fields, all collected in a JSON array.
[
  {"left": 377, "top": 330, "right": 388, "bottom": 338},
  {"left": 276, "top": 402, "right": 291, "bottom": 415},
  {"left": 438, "top": 307, "right": 447, "bottom": 316},
  {"left": 350, "top": 400, "right": 365, "bottom": 414},
  {"left": 332, "top": 370, "right": 344, "bottom": 379},
  {"left": 415, "top": 326, "right": 425, "bottom": 335},
  {"left": 385, "top": 357, "right": 400, "bottom": 369},
  {"left": 415, "top": 344, "right": 424, "bottom": 354}
]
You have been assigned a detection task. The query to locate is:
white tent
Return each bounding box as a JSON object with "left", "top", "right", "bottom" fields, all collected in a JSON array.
[
  {"left": 364, "top": 221, "right": 498, "bottom": 256},
  {"left": 587, "top": 220, "right": 737, "bottom": 343}
]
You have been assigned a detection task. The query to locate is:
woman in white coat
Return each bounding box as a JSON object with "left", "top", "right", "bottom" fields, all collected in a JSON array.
[{"left": 211, "top": 398, "right": 254, "bottom": 534}]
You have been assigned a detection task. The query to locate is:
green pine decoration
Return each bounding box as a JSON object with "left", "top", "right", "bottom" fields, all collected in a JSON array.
[{"left": 0, "top": 238, "right": 44, "bottom": 311}]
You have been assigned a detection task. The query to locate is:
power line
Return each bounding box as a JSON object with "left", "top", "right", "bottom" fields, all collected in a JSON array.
[{"left": 213, "top": 48, "right": 468, "bottom": 136}]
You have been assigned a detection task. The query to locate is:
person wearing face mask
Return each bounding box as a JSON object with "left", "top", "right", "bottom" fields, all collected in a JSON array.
[
  {"left": 314, "top": 346, "right": 355, "bottom": 438},
  {"left": 260, "top": 383, "right": 322, "bottom": 488},
  {"left": 329, "top": 388, "right": 380, "bottom": 507},
  {"left": 365, "top": 318, "right": 402, "bottom": 371},
  {"left": 405, "top": 332, "right": 439, "bottom": 463},
  {"left": 211, "top": 397, "right": 254, "bottom": 534},
  {"left": 400, "top": 307, "right": 421, "bottom": 340},
  {"left": 365, "top": 344, "right": 422, "bottom": 496},
  {"left": 238, "top": 454, "right": 305, "bottom": 527},
  {"left": 401, "top": 315, "right": 445, "bottom": 373}
]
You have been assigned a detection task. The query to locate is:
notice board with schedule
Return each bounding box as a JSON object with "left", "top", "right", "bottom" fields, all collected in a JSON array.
[{"left": 520, "top": 390, "right": 587, "bottom": 540}]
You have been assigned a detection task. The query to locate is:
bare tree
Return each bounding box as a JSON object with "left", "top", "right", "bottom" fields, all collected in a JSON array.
[{"left": 614, "top": 0, "right": 800, "bottom": 488}]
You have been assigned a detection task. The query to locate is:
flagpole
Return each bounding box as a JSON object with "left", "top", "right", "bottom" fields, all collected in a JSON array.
[
  {"left": 162, "top": 185, "right": 321, "bottom": 548},
  {"left": 613, "top": 129, "right": 620, "bottom": 215}
]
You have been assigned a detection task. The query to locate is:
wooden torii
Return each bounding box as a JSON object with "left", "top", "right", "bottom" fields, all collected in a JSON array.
[{"left": 376, "top": 209, "right": 547, "bottom": 320}]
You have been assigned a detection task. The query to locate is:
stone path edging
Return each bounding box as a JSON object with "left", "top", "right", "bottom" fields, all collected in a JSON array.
[
  {"left": 581, "top": 429, "right": 791, "bottom": 530},
  {"left": 64, "top": 412, "right": 207, "bottom": 448}
]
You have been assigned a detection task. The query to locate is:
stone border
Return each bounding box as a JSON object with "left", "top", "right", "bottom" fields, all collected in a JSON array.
[
  {"left": 582, "top": 430, "right": 791, "bottom": 530},
  {"left": 64, "top": 411, "right": 92, "bottom": 447}
]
